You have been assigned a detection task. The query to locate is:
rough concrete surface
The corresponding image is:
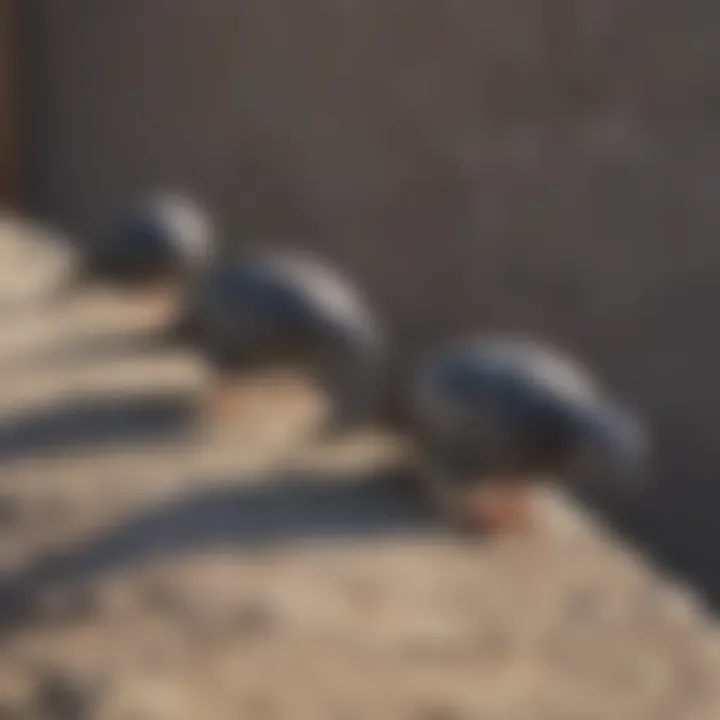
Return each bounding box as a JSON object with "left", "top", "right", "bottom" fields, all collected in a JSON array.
[{"left": 1, "top": 216, "right": 719, "bottom": 718}]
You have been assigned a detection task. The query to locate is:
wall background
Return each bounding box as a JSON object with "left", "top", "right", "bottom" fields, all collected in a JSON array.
[
  {"left": 22, "top": 0, "right": 720, "bottom": 600},
  {"left": 0, "top": 0, "right": 20, "bottom": 205}
]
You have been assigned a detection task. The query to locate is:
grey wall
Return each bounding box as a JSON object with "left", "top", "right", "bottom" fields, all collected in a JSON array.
[{"left": 25, "top": 0, "right": 720, "bottom": 599}]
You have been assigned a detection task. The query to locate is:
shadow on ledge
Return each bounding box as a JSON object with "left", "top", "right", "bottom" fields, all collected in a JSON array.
[
  {"left": 0, "top": 468, "right": 440, "bottom": 630},
  {"left": 0, "top": 390, "right": 199, "bottom": 463}
]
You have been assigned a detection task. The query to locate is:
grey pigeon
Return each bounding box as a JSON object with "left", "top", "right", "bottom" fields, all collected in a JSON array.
[
  {"left": 175, "top": 246, "right": 387, "bottom": 433},
  {"left": 63, "top": 190, "right": 215, "bottom": 294},
  {"left": 408, "top": 334, "right": 649, "bottom": 531}
]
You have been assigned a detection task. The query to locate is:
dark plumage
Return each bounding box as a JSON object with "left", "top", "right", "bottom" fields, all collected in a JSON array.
[
  {"left": 409, "top": 334, "right": 649, "bottom": 531},
  {"left": 67, "top": 191, "right": 215, "bottom": 292},
  {"left": 176, "top": 246, "right": 387, "bottom": 432}
]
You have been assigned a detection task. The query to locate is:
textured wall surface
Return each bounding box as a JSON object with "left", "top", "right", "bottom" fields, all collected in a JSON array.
[
  {"left": 0, "top": 0, "right": 19, "bottom": 205},
  {"left": 23, "top": 1, "right": 720, "bottom": 600}
]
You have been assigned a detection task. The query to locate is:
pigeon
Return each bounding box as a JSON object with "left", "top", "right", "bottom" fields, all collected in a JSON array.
[
  {"left": 408, "top": 333, "right": 649, "bottom": 533},
  {"left": 174, "top": 245, "right": 387, "bottom": 434},
  {"left": 57, "top": 190, "right": 216, "bottom": 312}
]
